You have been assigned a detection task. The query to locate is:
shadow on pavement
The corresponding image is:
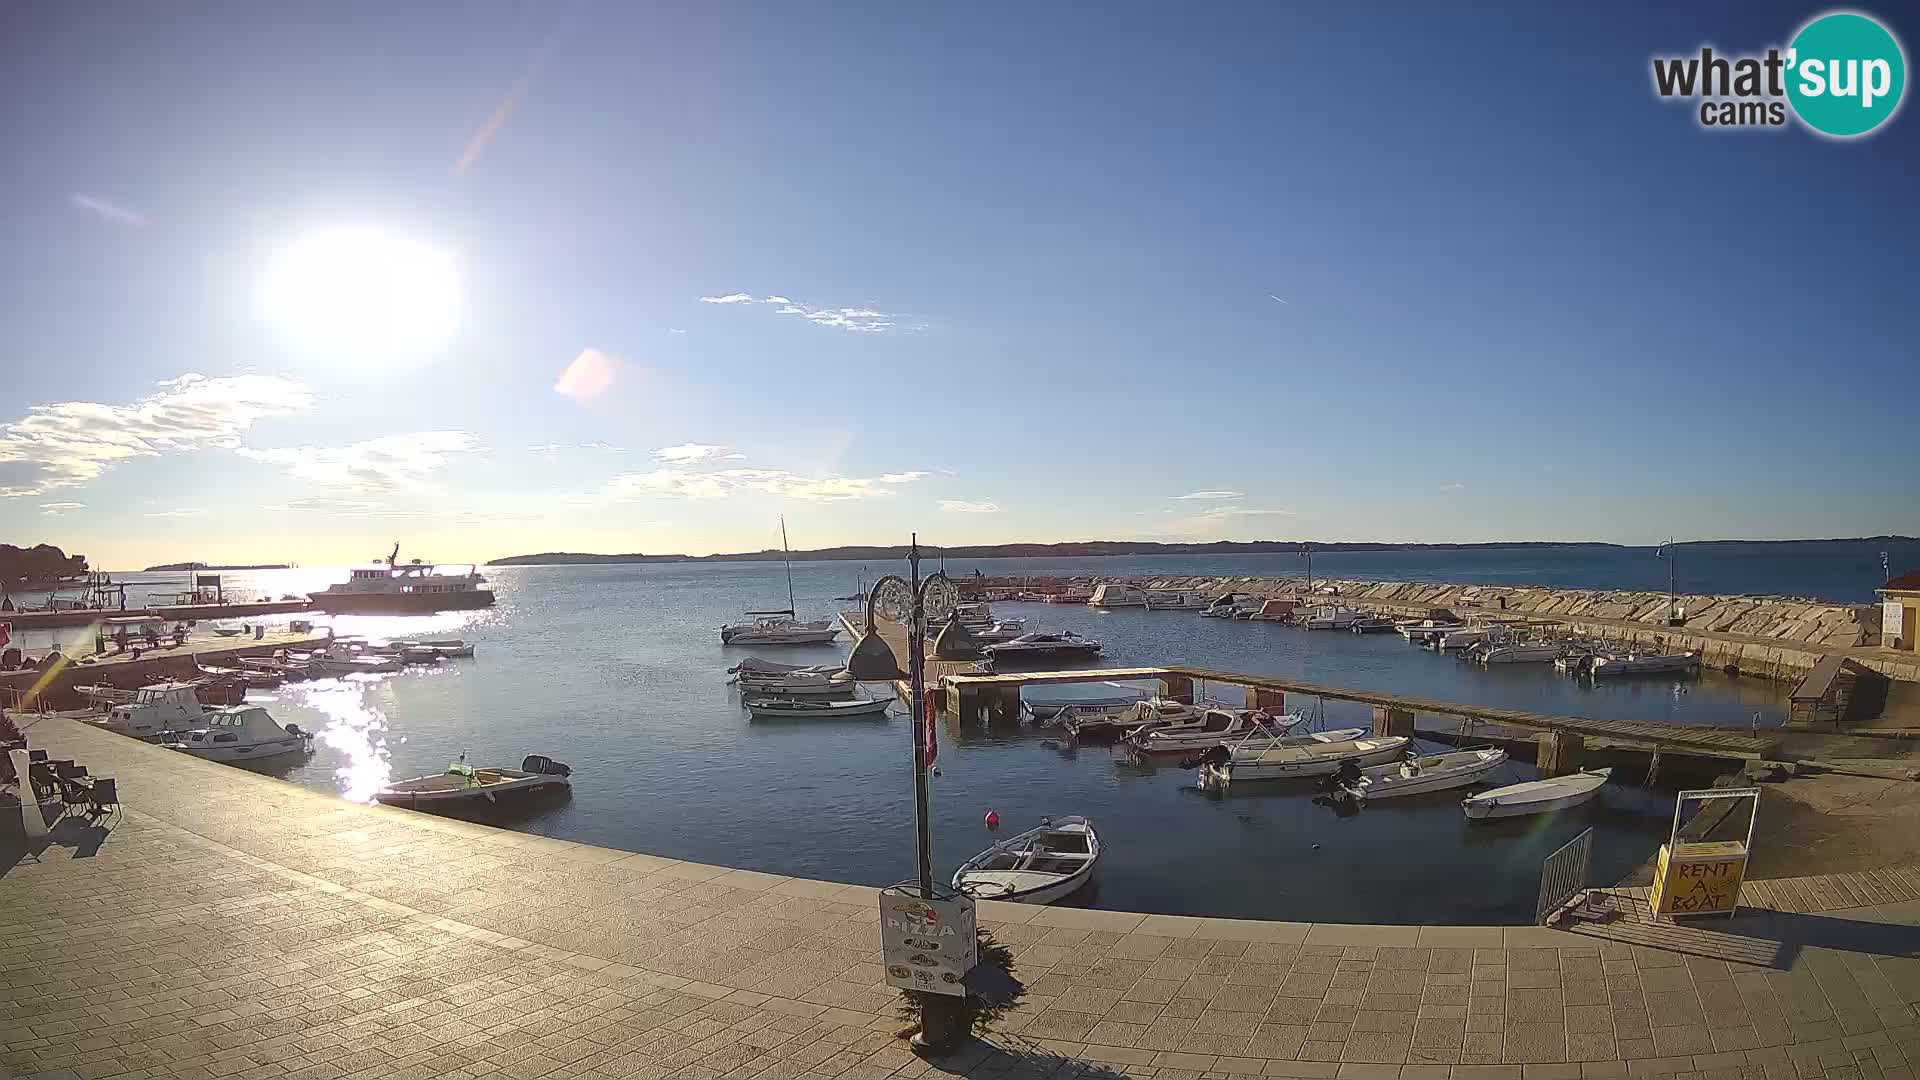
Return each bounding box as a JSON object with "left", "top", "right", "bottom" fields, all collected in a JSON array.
[
  {"left": 1568, "top": 891, "right": 1920, "bottom": 969},
  {"left": 924, "top": 1033, "right": 1137, "bottom": 1079}
]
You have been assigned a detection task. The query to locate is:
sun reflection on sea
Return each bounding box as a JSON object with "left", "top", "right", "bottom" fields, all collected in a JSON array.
[{"left": 279, "top": 678, "right": 394, "bottom": 803}]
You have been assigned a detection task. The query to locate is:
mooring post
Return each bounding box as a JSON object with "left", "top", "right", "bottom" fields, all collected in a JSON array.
[
  {"left": 1537, "top": 730, "right": 1585, "bottom": 777},
  {"left": 1249, "top": 687, "right": 1286, "bottom": 713},
  {"left": 1372, "top": 707, "right": 1414, "bottom": 738},
  {"left": 1160, "top": 674, "right": 1194, "bottom": 703}
]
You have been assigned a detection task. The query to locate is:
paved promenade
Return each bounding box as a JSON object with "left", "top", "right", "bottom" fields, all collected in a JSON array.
[{"left": 7, "top": 717, "right": 1920, "bottom": 1080}]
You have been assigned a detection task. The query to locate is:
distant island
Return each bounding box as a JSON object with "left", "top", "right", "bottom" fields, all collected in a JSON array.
[
  {"left": 488, "top": 540, "right": 1631, "bottom": 567},
  {"left": 143, "top": 562, "right": 292, "bottom": 572}
]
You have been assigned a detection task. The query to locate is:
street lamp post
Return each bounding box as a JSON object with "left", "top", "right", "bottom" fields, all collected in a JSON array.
[{"left": 846, "top": 534, "right": 962, "bottom": 1052}]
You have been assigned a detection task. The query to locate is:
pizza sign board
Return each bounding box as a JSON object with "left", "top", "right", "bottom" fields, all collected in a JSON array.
[{"left": 879, "top": 890, "right": 977, "bottom": 997}]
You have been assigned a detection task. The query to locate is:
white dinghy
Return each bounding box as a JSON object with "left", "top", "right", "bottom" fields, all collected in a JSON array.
[
  {"left": 746, "top": 697, "right": 891, "bottom": 721},
  {"left": 1462, "top": 767, "right": 1611, "bottom": 820},
  {"left": 1348, "top": 748, "right": 1508, "bottom": 800},
  {"left": 953, "top": 816, "right": 1100, "bottom": 905}
]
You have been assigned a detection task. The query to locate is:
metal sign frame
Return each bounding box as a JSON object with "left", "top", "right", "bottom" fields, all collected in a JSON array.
[
  {"left": 879, "top": 883, "right": 977, "bottom": 998},
  {"left": 1654, "top": 787, "right": 1760, "bottom": 919}
]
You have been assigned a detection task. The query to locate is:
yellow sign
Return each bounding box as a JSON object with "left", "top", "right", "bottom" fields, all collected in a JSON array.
[{"left": 1648, "top": 841, "right": 1748, "bottom": 916}]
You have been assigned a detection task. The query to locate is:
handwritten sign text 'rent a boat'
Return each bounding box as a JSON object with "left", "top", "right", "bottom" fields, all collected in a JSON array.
[
  {"left": 879, "top": 891, "right": 976, "bottom": 998},
  {"left": 1649, "top": 841, "right": 1749, "bottom": 916}
]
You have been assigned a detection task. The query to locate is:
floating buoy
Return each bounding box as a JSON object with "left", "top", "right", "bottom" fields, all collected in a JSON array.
[
  {"left": 1311, "top": 843, "right": 1321, "bottom": 850},
  {"left": 984, "top": 810, "right": 1000, "bottom": 830}
]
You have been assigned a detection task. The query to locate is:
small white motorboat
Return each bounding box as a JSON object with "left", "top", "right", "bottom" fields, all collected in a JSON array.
[
  {"left": 953, "top": 816, "right": 1100, "bottom": 904},
  {"left": 96, "top": 682, "right": 211, "bottom": 739},
  {"left": 376, "top": 755, "right": 573, "bottom": 811},
  {"left": 1398, "top": 619, "right": 1465, "bottom": 642},
  {"left": 391, "top": 638, "right": 476, "bottom": 659},
  {"left": 1587, "top": 652, "right": 1700, "bottom": 677},
  {"left": 1347, "top": 748, "right": 1508, "bottom": 800},
  {"left": 1477, "top": 641, "right": 1567, "bottom": 664},
  {"left": 208, "top": 620, "right": 247, "bottom": 638},
  {"left": 720, "top": 612, "right": 841, "bottom": 646},
  {"left": 981, "top": 632, "right": 1103, "bottom": 666},
  {"left": 969, "top": 620, "right": 1027, "bottom": 644},
  {"left": 1199, "top": 731, "right": 1409, "bottom": 786},
  {"left": 1124, "top": 709, "right": 1299, "bottom": 755},
  {"left": 295, "top": 642, "right": 402, "bottom": 676},
  {"left": 162, "top": 706, "right": 313, "bottom": 762},
  {"left": 1057, "top": 697, "right": 1204, "bottom": 741},
  {"left": 1462, "top": 767, "right": 1611, "bottom": 820},
  {"left": 731, "top": 657, "right": 855, "bottom": 696},
  {"left": 1303, "top": 606, "right": 1366, "bottom": 630},
  {"left": 746, "top": 696, "right": 891, "bottom": 721},
  {"left": 1143, "top": 590, "right": 1208, "bottom": 610}
]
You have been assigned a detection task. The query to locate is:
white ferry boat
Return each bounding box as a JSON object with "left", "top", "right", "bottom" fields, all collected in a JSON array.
[{"left": 312, "top": 546, "right": 495, "bottom": 614}]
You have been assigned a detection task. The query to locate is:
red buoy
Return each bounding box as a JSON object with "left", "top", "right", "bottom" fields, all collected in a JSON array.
[{"left": 984, "top": 810, "right": 1000, "bottom": 830}]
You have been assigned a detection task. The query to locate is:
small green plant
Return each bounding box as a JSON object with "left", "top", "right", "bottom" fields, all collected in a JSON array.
[
  {"left": 895, "top": 928, "right": 1020, "bottom": 1040},
  {"left": 0, "top": 709, "right": 22, "bottom": 746}
]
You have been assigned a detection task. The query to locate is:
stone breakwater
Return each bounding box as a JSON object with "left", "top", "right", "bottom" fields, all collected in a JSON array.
[{"left": 1122, "top": 576, "right": 1910, "bottom": 682}]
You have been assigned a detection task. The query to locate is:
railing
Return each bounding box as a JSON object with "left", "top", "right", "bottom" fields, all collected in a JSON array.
[{"left": 1536, "top": 827, "right": 1594, "bottom": 924}]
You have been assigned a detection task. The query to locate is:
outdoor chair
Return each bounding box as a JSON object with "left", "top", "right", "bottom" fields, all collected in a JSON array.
[
  {"left": 28, "top": 748, "right": 48, "bottom": 763},
  {"left": 86, "top": 778, "right": 118, "bottom": 817}
]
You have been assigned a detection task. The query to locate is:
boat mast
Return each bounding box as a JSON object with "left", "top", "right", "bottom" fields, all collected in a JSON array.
[
  {"left": 781, "top": 516, "right": 797, "bottom": 616},
  {"left": 1667, "top": 535, "right": 1677, "bottom": 624}
]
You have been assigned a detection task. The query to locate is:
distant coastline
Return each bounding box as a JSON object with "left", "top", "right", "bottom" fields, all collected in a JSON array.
[
  {"left": 486, "top": 536, "right": 1918, "bottom": 568},
  {"left": 142, "top": 562, "right": 293, "bottom": 572}
]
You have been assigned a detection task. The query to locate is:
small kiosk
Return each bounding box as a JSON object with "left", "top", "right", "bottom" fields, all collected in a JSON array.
[{"left": 1647, "top": 787, "right": 1758, "bottom": 918}]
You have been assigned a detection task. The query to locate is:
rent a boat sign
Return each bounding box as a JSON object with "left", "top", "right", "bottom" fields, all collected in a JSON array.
[{"left": 880, "top": 888, "right": 977, "bottom": 997}]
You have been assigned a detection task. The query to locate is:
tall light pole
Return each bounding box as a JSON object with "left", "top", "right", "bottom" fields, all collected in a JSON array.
[{"left": 846, "top": 535, "right": 961, "bottom": 1050}]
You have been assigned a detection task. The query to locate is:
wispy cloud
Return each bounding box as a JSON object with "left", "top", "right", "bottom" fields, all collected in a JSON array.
[
  {"left": 263, "top": 498, "right": 405, "bottom": 517},
  {"left": 652, "top": 442, "right": 730, "bottom": 465},
  {"left": 554, "top": 348, "right": 621, "bottom": 401},
  {"left": 0, "top": 373, "right": 314, "bottom": 497},
  {"left": 939, "top": 500, "right": 1002, "bottom": 514},
  {"left": 1439, "top": 482, "right": 1465, "bottom": 492},
  {"left": 880, "top": 471, "right": 929, "bottom": 484},
  {"left": 530, "top": 441, "right": 627, "bottom": 454},
  {"left": 610, "top": 466, "right": 924, "bottom": 503},
  {"left": 669, "top": 328, "right": 688, "bottom": 335},
  {"left": 1268, "top": 293, "right": 1288, "bottom": 305},
  {"left": 239, "top": 431, "right": 481, "bottom": 493},
  {"left": 68, "top": 193, "right": 149, "bottom": 226},
  {"left": 39, "top": 502, "right": 83, "bottom": 517},
  {"left": 1175, "top": 490, "right": 1245, "bottom": 500},
  {"left": 697, "top": 292, "right": 899, "bottom": 333},
  {"left": 145, "top": 508, "right": 205, "bottom": 518}
]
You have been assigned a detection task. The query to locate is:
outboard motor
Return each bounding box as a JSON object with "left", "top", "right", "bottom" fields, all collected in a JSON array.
[{"left": 521, "top": 755, "right": 572, "bottom": 777}]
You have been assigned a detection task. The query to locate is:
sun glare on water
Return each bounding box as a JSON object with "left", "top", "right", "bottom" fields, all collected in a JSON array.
[{"left": 263, "top": 227, "right": 460, "bottom": 358}]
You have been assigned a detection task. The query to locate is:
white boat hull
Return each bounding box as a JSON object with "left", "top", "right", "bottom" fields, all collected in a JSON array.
[
  {"left": 746, "top": 698, "right": 890, "bottom": 720},
  {"left": 1204, "top": 738, "right": 1410, "bottom": 784},
  {"left": 1353, "top": 749, "right": 1507, "bottom": 800},
  {"left": 1462, "top": 768, "right": 1611, "bottom": 820},
  {"left": 170, "top": 736, "right": 311, "bottom": 762},
  {"left": 953, "top": 816, "right": 1099, "bottom": 905},
  {"left": 376, "top": 773, "right": 569, "bottom": 807},
  {"left": 1481, "top": 644, "right": 1566, "bottom": 664}
]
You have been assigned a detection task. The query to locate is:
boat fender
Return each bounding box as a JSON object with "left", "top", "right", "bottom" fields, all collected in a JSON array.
[{"left": 984, "top": 810, "right": 1000, "bottom": 830}]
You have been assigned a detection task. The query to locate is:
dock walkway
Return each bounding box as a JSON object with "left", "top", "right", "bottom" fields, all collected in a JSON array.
[
  {"left": 7, "top": 717, "right": 1920, "bottom": 1079},
  {"left": 1, "top": 630, "right": 333, "bottom": 709}
]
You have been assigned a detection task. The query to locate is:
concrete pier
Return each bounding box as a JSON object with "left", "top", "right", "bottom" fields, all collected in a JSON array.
[
  {"left": 1, "top": 630, "right": 333, "bottom": 710},
  {"left": 10, "top": 717, "right": 1920, "bottom": 1079}
]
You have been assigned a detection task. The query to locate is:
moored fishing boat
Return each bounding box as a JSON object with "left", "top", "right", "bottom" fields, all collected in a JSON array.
[
  {"left": 1198, "top": 730, "right": 1409, "bottom": 786},
  {"left": 952, "top": 816, "right": 1099, "bottom": 904},
  {"left": 1346, "top": 748, "right": 1508, "bottom": 800},
  {"left": 376, "top": 755, "right": 573, "bottom": 812},
  {"left": 161, "top": 706, "right": 313, "bottom": 762},
  {"left": 745, "top": 696, "right": 891, "bottom": 721},
  {"left": 1462, "top": 767, "right": 1611, "bottom": 820},
  {"left": 1055, "top": 697, "right": 1204, "bottom": 740},
  {"left": 1123, "top": 708, "right": 1299, "bottom": 755},
  {"left": 1587, "top": 652, "right": 1700, "bottom": 677}
]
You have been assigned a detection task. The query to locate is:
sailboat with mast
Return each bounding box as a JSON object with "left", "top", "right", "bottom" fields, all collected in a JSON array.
[{"left": 720, "top": 518, "right": 842, "bottom": 645}]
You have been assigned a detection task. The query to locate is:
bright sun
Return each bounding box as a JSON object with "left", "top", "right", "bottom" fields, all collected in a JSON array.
[{"left": 263, "top": 227, "right": 461, "bottom": 357}]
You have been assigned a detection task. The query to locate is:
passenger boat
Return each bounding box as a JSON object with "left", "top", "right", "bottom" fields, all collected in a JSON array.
[
  {"left": 1462, "top": 767, "right": 1611, "bottom": 820},
  {"left": 375, "top": 755, "right": 573, "bottom": 810},
  {"left": 1123, "top": 708, "right": 1298, "bottom": 754},
  {"left": 1303, "top": 606, "right": 1366, "bottom": 630},
  {"left": 1198, "top": 731, "right": 1410, "bottom": 786},
  {"left": 952, "top": 816, "right": 1100, "bottom": 904},
  {"left": 1056, "top": 697, "right": 1207, "bottom": 740},
  {"left": 1087, "top": 583, "right": 1147, "bottom": 607},
  {"left": 745, "top": 697, "right": 891, "bottom": 721},
  {"left": 1345, "top": 748, "right": 1508, "bottom": 800},
  {"left": 312, "top": 546, "right": 495, "bottom": 613},
  {"left": 1587, "top": 652, "right": 1700, "bottom": 677},
  {"left": 981, "top": 632, "right": 1103, "bottom": 665},
  {"left": 161, "top": 706, "right": 312, "bottom": 762}
]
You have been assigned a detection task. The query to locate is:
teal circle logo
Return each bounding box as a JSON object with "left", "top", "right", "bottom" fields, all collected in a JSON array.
[{"left": 1787, "top": 11, "right": 1907, "bottom": 137}]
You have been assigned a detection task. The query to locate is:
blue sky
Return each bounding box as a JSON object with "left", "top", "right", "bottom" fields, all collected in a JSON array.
[{"left": 1, "top": 1, "right": 1914, "bottom": 568}]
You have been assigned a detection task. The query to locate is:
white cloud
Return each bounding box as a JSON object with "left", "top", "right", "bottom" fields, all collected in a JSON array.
[
  {"left": 1175, "top": 490, "right": 1245, "bottom": 500},
  {"left": 610, "top": 466, "right": 923, "bottom": 503},
  {"left": 0, "top": 373, "right": 314, "bottom": 497},
  {"left": 668, "top": 328, "right": 688, "bottom": 335},
  {"left": 652, "top": 442, "right": 730, "bottom": 465},
  {"left": 554, "top": 348, "right": 620, "bottom": 401},
  {"left": 239, "top": 431, "right": 480, "bottom": 493},
  {"left": 262, "top": 497, "right": 403, "bottom": 517},
  {"left": 939, "top": 500, "right": 1002, "bottom": 513},
  {"left": 531, "top": 441, "right": 626, "bottom": 454},
  {"left": 69, "top": 193, "right": 148, "bottom": 226},
  {"left": 145, "top": 508, "right": 204, "bottom": 518},
  {"left": 1439, "top": 482, "right": 1466, "bottom": 492},
  {"left": 697, "top": 292, "right": 899, "bottom": 333},
  {"left": 1195, "top": 505, "right": 1293, "bottom": 517},
  {"left": 880, "top": 471, "right": 929, "bottom": 484},
  {"left": 40, "top": 501, "right": 83, "bottom": 517}
]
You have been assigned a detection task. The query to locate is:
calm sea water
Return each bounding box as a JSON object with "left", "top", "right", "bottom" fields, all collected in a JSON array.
[{"left": 15, "top": 541, "right": 1900, "bottom": 923}]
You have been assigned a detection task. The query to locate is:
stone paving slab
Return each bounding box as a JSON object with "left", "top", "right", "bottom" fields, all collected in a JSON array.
[{"left": 7, "top": 716, "right": 1920, "bottom": 1080}]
